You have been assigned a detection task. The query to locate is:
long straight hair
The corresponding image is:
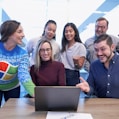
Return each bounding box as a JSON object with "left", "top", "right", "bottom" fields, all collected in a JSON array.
[
  {"left": 61, "top": 22, "right": 82, "bottom": 52},
  {"left": 34, "top": 38, "right": 53, "bottom": 71}
]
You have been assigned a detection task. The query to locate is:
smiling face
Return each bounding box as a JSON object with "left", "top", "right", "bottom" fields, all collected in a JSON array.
[
  {"left": 44, "top": 23, "right": 56, "bottom": 40},
  {"left": 95, "top": 20, "right": 108, "bottom": 37},
  {"left": 8, "top": 25, "right": 25, "bottom": 45},
  {"left": 64, "top": 26, "right": 75, "bottom": 42},
  {"left": 94, "top": 40, "right": 115, "bottom": 64},
  {"left": 39, "top": 42, "right": 52, "bottom": 61}
]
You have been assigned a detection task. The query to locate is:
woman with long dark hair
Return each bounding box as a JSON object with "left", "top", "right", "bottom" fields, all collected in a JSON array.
[{"left": 60, "top": 22, "right": 86, "bottom": 86}]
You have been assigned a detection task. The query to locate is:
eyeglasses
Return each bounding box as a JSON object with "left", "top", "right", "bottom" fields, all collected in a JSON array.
[
  {"left": 95, "top": 25, "right": 106, "bottom": 29},
  {"left": 40, "top": 48, "right": 51, "bottom": 53}
]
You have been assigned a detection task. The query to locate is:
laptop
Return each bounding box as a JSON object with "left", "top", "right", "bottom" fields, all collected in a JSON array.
[{"left": 35, "top": 86, "right": 80, "bottom": 111}]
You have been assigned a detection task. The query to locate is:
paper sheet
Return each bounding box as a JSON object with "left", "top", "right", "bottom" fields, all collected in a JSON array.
[{"left": 46, "top": 111, "right": 93, "bottom": 119}]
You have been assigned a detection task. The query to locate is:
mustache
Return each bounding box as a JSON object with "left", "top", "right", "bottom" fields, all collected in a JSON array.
[{"left": 98, "top": 52, "right": 112, "bottom": 61}]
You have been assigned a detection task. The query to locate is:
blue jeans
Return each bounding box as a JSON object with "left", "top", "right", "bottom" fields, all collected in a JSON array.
[
  {"left": 0, "top": 86, "right": 20, "bottom": 107},
  {"left": 65, "top": 69, "right": 80, "bottom": 86}
]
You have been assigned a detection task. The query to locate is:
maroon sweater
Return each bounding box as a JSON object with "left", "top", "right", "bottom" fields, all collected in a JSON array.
[{"left": 30, "top": 60, "right": 66, "bottom": 86}]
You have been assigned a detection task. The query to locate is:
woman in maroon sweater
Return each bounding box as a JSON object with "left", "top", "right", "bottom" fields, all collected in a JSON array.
[{"left": 30, "top": 39, "right": 66, "bottom": 86}]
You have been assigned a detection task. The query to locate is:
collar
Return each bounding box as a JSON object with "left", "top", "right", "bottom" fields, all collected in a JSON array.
[{"left": 110, "top": 52, "right": 119, "bottom": 64}]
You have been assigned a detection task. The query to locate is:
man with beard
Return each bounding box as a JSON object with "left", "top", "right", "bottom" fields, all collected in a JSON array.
[
  {"left": 84, "top": 17, "right": 119, "bottom": 71},
  {"left": 76, "top": 34, "right": 119, "bottom": 98}
]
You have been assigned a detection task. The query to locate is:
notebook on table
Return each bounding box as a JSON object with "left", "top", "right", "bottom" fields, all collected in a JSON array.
[{"left": 35, "top": 86, "right": 80, "bottom": 111}]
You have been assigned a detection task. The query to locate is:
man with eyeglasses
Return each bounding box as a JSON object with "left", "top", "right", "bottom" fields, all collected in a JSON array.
[{"left": 84, "top": 17, "right": 119, "bottom": 71}]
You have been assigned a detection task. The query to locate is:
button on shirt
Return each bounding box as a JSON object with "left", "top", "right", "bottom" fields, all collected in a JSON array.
[{"left": 87, "top": 53, "right": 119, "bottom": 98}]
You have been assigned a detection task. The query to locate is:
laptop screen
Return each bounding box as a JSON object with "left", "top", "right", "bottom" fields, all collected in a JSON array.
[{"left": 35, "top": 86, "right": 80, "bottom": 111}]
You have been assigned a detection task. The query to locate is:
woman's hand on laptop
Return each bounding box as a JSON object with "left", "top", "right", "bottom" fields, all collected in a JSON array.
[{"left": 76, "top": 77, "right": 90, "bottom": 93}]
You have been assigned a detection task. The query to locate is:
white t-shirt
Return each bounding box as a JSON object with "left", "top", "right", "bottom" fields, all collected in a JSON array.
[{"left": 60, "top": 42, "right": 86, "bottom": 70}]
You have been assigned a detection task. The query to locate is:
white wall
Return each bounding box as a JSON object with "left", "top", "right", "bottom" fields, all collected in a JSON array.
[{"left": 1, "top": 0, "right": 119, "bottom": 45}]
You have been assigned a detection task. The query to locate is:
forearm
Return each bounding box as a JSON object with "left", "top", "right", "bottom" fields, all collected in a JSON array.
[{"left": 22, "top": 80, "right": 35, "bottom": 97}]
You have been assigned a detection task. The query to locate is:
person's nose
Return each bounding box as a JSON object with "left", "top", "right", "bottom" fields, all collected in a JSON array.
[
  {"left": 96, "top": 50, "right": 102, "bottom": 55},
  {"left": 22, "top": 32, "right": 25, "bottom": 38},
  {"left": 44, "top": 50, "right": 49, "bottom": 54}
]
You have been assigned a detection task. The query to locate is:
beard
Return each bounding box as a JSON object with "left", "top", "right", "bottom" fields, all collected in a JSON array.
[{"left": 98, "top": 51, "right": 113, "bottom": 64}]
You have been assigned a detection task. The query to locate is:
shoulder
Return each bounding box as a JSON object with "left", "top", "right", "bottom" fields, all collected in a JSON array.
[
  {"left": 30, "top": 65, "right": 35, "bottom": 70},
  {"left": 85, "top": 36, "right": 95, "bottom": 47},
  {"left": 113, "top": 53, "right": 119, "bottom": 62},
  {"left": 0, "top": 42, "right": 4, "bottom": 53},
  {"left": 75, "top": 42, "right": 86, "bottom": 50},
  {"left": 108, "top": 34, "right": 119, "bottom": 39},
  {"left": 29, "top": 36, "right": 41, "bottom": 42},
  {"left": 50, "top": 39, "right": 59, "bottom": 46},
  {"left": 50, "top": 40, "right": 60, "bottom": 51},
  {"left": 76, "top": 42, "right": 85, "bottom": 47},
  {"left": 0, "top": 42, "right": 3, "bottom": 46},
  {"left": 16, "top": 45, "right": 28, "bottom": 55},
  {"left": 91, "top": 59, "right": 101, "bottom": 68},
  {"left": 108, "top": 34, "right": 119, "bottom": 44},
  {"left": 52, "top": 61, "right": 64, "bottom": 67},
  {"left": 27, "top": 36, "right": 41, "bottom": 46}
]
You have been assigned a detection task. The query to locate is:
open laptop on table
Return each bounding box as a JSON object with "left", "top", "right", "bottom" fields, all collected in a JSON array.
[{"left": 35, "top": 86, "right": 80, "bottom": 111}]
